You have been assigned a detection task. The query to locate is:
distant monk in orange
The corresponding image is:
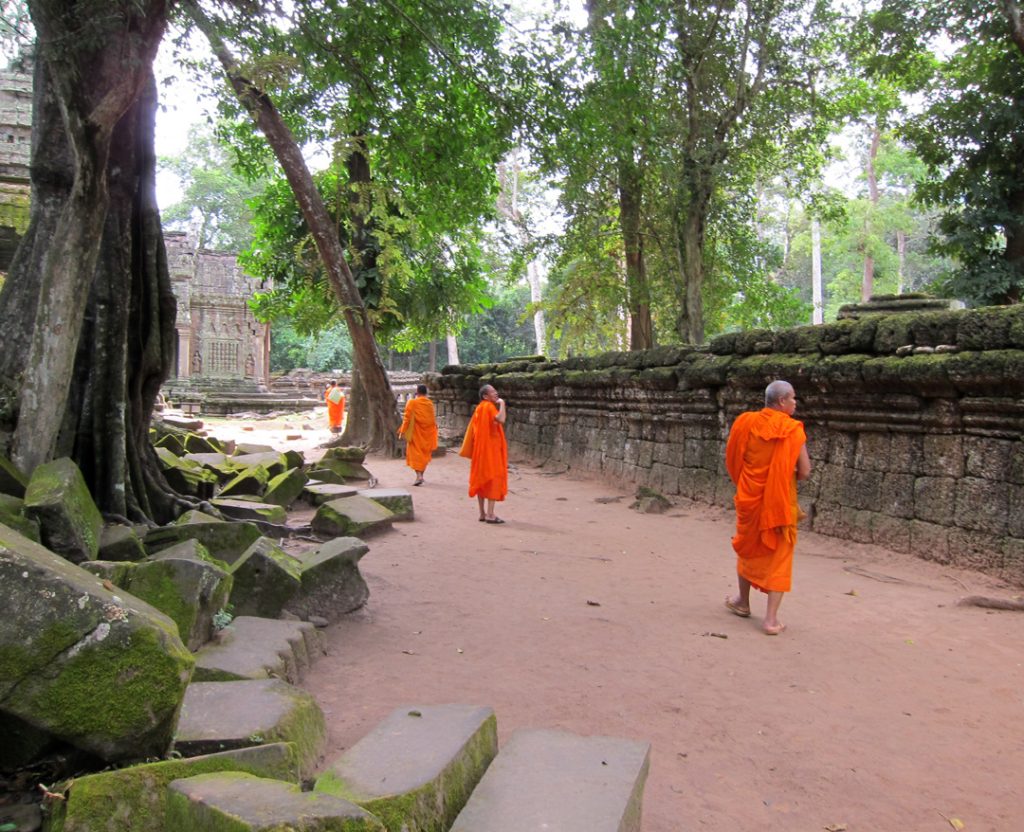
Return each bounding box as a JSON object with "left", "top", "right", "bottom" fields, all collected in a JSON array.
[
  {"left": 325, "top": 380, "right": 345, "bottom": 433},
  {"left": 467, "top": 384, "right": 508, "bottom": 524},
  {"left": 398, "top": 384, "right": 438, "bottom": 486},
  {"left": 724, "top": 380, "right": 811, "bottom": 635}
]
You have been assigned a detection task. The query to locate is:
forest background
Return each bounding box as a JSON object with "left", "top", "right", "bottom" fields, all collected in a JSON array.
[{"left": 143, "top": 0, "right": 1024, "bottom": 374}]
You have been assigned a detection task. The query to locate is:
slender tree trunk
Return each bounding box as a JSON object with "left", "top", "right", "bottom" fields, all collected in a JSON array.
[
  {"left": 896, "top": 228, "right": 906, "bottom": 295},
  {"left": 446, "top": 333, "right": 460, "bottom": 366},
  {"left": 428, "top": 340, "right": 437, "bottom": 372},
  {"left": 861, "top": 122, "right": 881, "bottom": 303},
  {"left": 618, "top": 161, "right": 652, "bottom": 349},
  {"left": 811, "top": 218, "right": 824, "bottom": 324},
  {"left": 186, "top": 1, "right": 400, "bottom": 454}
]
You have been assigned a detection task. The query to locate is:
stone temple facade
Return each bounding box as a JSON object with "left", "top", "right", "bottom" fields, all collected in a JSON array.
[
  {"left": 164, "top": 231, "right": 271, "bottom": 392},
  {"left": 0, "top": 61, "right": 31, "bottom": 271}
]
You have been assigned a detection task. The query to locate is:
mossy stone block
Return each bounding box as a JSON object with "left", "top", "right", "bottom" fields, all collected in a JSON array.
[
  {"left": 79, "top": 559, "right": 136, "bottom": 586},
  {"left": 302, "top": 483, "right": 360, "bottom": 506},
  {"left": 23, "top": 457, "right": 103, "bottom": 564},
  {"left": 263, "top": 467, "right": 308, "bottom": 508},
  {"left": 315, "top": 704, "right": 497, "bottom": 832},
  {"left": 232, "top": 451, "right": 288, "bottom": 478},
  {"left": 212, "top": 498, "right": 288, "bottom": 525},
  {"left": 229, "top": 538, "right": 303, "bottom": 619},
  {"left": 166, "top": 772, "right": 384, "bottom": 831},
  {"left": 320, "top": 446, "right": 367, "bottom": 464},
  {"left": 154, "top": 432, "right": 186, "bottom": 456},
  {"left": 356, "top": 488, "right": 413, "bottom": 521},
  {"left": 173, "top": 679, "right": 327, "bottom": 779},
  {"left": 287, "top": 538, "right": 370, "bottom": 621},
  {"left": 193, "top": 617, "right": 321, "bottom": 685},
  {"left": 0, "top": 523, "right": 193, "bottom": 762},
  {"left": 0, "top": 492, "right": 39, "bottom": 541},
  {"left": 312, "top": 496, "right": 395, "bottom": 538},
  {"left": 127, "top": 556, "right": 233, "bottom": 651},
  {"left": 48, "top": 743, "right": 301, "bottom": 832},
  {"left": 235, "top": 443, "right": 277, "bottom": 455},
  {"left": 283, "top": 449, "right": 305, "bottom": 470},
  {"left": 0, "top": 454, "right": 27, "bottom": 498},
  {"left": 219, "top": 465, "right": 270, "bottom": 498},
  {"left": 184, "top": 433, "right": 219, "bottom": 454},
  {"left": 316, "top": 457, "right": 373, "bottom": 481},
  {"left": 145, "top": 515, "right": 263, "bottom": 565},
  {"left": 98, "top": 523, "right": 147, "bottom": 562},
  {"left": 156, "top": 449, "right": 218, "bottom": 499}
]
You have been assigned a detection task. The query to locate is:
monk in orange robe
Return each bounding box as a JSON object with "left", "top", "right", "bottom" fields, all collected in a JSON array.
[
  {"left": 324, "top": 380, "right": 345, "bottom": 433},
  {"left": 398, "top": 384, "right": 439, "bottom": 485},
  {"left": 724, "top": 380, "right": 811, "bottom": 635},
  {"left": 467, "top": 384, "right": 508, "bottom": 524}
]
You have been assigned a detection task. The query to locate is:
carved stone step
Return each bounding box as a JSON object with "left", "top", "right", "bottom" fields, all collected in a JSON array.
[
  {"left": 315, "top": 704, "right": 497, "bottom": 831},
  {"left": 449, "top": 728, "right": 651, "bottom": 832},
  {"left": 173, "top": 679, "right": 326, "bottom": 778},
  {"left": 193, "top": 616, "right": 323, "bottom": 684},
  {"left": 167, "top": 771, "right": 384, "bottom": 831}
]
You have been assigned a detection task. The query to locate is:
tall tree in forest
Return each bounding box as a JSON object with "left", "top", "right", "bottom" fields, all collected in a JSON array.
[
  {"left": 0, "top": 1, "right": 186, "bottom": 521},
  {"left": 871, "top": 0, "right": 1024, "bottom": 304}
]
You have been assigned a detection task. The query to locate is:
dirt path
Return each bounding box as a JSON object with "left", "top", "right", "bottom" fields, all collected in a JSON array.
[{"left": 208, "top": 418, "right": 1024, "bottom": 831}]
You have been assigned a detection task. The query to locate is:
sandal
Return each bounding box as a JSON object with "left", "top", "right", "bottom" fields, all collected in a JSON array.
[
  {"left": 485, "top": 517, "right": 506, "bottom": 524},
  {"left": 724, "top": 597, "right": 751, "bottom": 618}
]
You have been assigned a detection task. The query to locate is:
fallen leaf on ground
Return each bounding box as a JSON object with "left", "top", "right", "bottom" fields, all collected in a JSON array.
[
  {"left": 844, "top": 589, "right": 857, "bottom": 596},
  {"left": 823, "top": 824, "right": 847, "bottom": 832},
  {"left": 586, "top": 600, "right": 601, "bottom": 606}
]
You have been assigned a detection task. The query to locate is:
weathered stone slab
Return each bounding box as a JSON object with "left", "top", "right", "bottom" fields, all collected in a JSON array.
[
  {"left": 316, "top": 704, "right": 497, "bottom": 832},
  {"left": 127, "top": 555, "right": 233, "bottom": 651},
  {"left": 98, "top": 524, "right": 147, "bottom": 562},
  {"left": 263, "top": 467, "right": 308, "bottom": 508},
  {"left": 0, "top": 491, "right": 38, "bottom": 541},
  {"left": 46, "top": 743, "right": 301, "bottom": 832},
  {"left": 303, "top": 483, "right": 361, "bottom": 505},
  {"left": 229, "top": 538, "right": 303, "bottom": 618},
  {"left": 0, "top": 454, "right": 28, "bottom": 497},
  {"left": 212, "top": 497, "right": 288, "bottom": 525},
  {"left": 320, "top": 446, "right": 367, "bottom": 464},
  {"left": 0, "top": 523, "right": 193, "bottom": 762},
  {"left": 233, "top": 451, "right": 288, "bottom": 478},
  {"left": 287, "top": 537, "right": 370, "bottom": 621},
  {"left": 283, "top": 449, "right": 305, "bottom": 470},
  {"left": 449, "top": 729, "right": 651, "bottom": 832},
  {"left": 357, "top": 488, "right": 414, "bottom": 521},
  {"left": 315, "top": 457, "right": 373, "bottom": 481},
  {"left": 193, "top": 616, "right": 322, "bottom": 684},
  {"left": 173, "top": 679, "right": 326, "bottom": 778},
  {"left": 166, "top": 772, "right": 384, "bottom": 831},
  {"left": 219, "top": 464, "right": 271, "bottom": 498},
  {"left": 184, "top": 432, "right": 220, "bottom": 454},
  {"left": 155, "top": 447, "right": 218, "bottom": 498},
  {"left": 312, "top": 496, "right": 395, "bottom": 538},
  {"left": 22, "top": 457, "right": 103, "bottom": 563},
  {"left": 79, "top": 559, "right": 135, "bottom": 586},
  {"left": 145, "top": 512, "right": 263, "bottom": 564},
  {"left": 307, "top": 465, "right": 350, "bottom": 485}
]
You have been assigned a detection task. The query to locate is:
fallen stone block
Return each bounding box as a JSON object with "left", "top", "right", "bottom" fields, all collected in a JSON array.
[
  {"left": 316, "top": 704, "right": 497, "bottom": 832},
  {"left": 283, "top": 449, "right": 305, "bottom": 470},
  {"left": 173, "top": 679, "right": 326, "bottom": 778},
  {"left": 320, "top": 446, "right": 367, "bottom": 464},
  {"left": 126, "top": 554, "right": 233, "bottom": 651},
  {"left": 79, "top": 559, "right": 135, "bottom": 586},
  {"left": 193, "top": 616, "right": 323, "bottom": 684},
  {"left": 312, "top": 496, "right": 395, "bottom": 538},
  {"left": 0, "top": 454, "right": 28, "bottom": 497},
  {"left": 155, "top": 448, "right": 218, "bottom": 499},
  {"left": 219, "top": 464, "right": 270, "bottom": 498},
  {"left": 228, "top": 538, "right": 303, "bottom": 619},
  {"left": 98, "top": 524, "right": 147, "bottom": 562},
  {"left": 154, "top": 432, "right": 186, "bottom": 456},
  {"left": 184, "top": 432, "right": 220, "bottom": 454},
  {"left": 145, "top": 512, "right": 263, "bottom": 564},
  {"left": 23, "top": 457, "right": 103, "bottom": 563},
  {"left": 286, "top": 537, "right": 370, "bottom": 621},
  {"left": 167, "top": 772, "right": 384, "bottom": 831},
  {"left": 212, "top": 497, "right": 288, "bottom": 525},
  {"left": 0, "top": 492, "right": 39, "bottom": 541},
  {"left": 235, "top": 442, "right": 277, "bottom": 455},
  {"left": 0, "top": 523, "right": 193, "bottom": 762},
  {"left": 306, "top": 465, "right": 349, "bottom": 486},
  {"left": 263, "top": 467, "right": 308, "bottom": 508},
  {"left": 233, "top": 451, "right": 288, "bottom": 478},
  {"left": 449, "top": 729, "right": 650, "bottom": 832},
  {"left": 357, "top": 488, "right": 414, "bottom": 521},
  {"left": 302, "top": 482, "right": 360, "bottom": 505},
  {"left": 315, "top": 457, "right": 372, "bottom": 481},
  {"left": 46, "top": 743, "right": 301, "bottom": 832}
]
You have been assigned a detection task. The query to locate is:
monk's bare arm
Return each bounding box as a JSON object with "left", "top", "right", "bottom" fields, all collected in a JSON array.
[
  {"left": 796, "top": 444, "right": 811, "bottom": 481},
  {"left": 495, "top": 398, "right": 507, "bottom": 424}
]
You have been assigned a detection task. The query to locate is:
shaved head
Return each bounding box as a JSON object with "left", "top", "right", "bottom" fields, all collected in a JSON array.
[{"left": 765, "top": 380, "right": 795, "bottom": 408}]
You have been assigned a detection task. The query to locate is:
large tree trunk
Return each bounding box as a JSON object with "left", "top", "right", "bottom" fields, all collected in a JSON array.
[
  {"left": 186, "top": 1, "right": 400, "bottom": 454},
  {"left": 861, "top": 122, "right": 881, "bottom": 302},
  {"left": 618, "top": 160, "right": 652, "bottom": 350},
  {"left": 0, "top": 5, "right": 184, "bottom": 522},
  {"left": 0, "top": 1, "right": 167, "bottom": 473}
]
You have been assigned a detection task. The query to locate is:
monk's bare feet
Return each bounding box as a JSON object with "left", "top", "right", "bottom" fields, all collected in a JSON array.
[
  {"left": 724, "top": 596, "right": 751, "bottom": 618},
  {"left": 763, "top": 622, "right": 787, "bottom": 636}
]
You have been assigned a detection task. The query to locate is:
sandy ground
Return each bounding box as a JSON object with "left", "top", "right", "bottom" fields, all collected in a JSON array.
[{"left": 204, "top": 412, "right": 1024, "bottom": 832}]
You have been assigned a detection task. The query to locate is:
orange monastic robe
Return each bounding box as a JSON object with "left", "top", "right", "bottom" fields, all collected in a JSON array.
[
  {"left": 325, "top": 387, "right": 345, "bottom": 430},
  {"left": 467, "top": 400, "right": 508, "bottom": 501},
  {"left": 398, "top": 396, "right": 439, "bottom": 471},
  {"left": 725, "top": 407, "right": 806, "bottom": 593}
]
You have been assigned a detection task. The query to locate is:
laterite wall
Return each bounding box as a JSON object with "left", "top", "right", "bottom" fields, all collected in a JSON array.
[{"left": 428, "top": 305, "right": 1024, "bottom": 585}]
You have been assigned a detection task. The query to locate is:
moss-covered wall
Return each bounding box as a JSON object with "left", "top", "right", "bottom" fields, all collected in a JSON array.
[{"left": 429, "top": 306, "right": 1024, "bottom": 585}]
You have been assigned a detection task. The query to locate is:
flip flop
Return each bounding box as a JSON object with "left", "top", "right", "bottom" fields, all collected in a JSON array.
[
  {"left": 485, "top": 517, "right": 505, "bottom": 524},
  {"left": 724, "top": 597, "right": 751, "bottom": 618},
  {"left": 478, "top": 517, "right": 487, "bottom": 522},
  {"left": 413, "top": 481, "right": 423, "bottom": 486}
]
